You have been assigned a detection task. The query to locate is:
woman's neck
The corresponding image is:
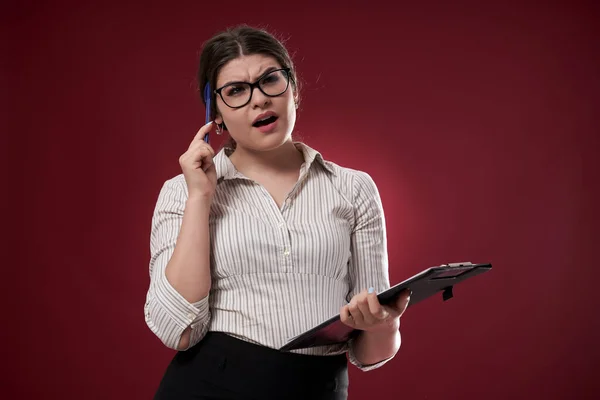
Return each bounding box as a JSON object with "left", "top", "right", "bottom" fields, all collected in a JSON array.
[{"left": 228, "top": 140, "right": 304, "bottom": 177}]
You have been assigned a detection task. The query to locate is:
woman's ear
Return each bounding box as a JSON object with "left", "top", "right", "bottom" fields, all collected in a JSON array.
[{"left": 214, "top": 114, "right": 227, "bottom": 133}]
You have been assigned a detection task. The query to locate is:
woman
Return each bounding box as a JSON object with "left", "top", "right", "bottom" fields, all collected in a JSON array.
[{"left": 144, "top": 24, "right": 411, "bottom": 400}]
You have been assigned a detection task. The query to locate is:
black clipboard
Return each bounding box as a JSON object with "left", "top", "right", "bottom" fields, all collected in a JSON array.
[{"left": 279, "top": 262, "right": 492, "bottom": 351}]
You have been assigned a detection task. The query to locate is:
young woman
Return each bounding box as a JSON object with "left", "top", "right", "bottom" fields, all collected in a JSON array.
[{"left": 144, "top": 24, "right": 411, "bottom": 400}]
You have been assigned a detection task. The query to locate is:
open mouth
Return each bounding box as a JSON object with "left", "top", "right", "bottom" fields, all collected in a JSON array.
[{"left": 252, "top": 115, "right": 278, "bottom": 127}]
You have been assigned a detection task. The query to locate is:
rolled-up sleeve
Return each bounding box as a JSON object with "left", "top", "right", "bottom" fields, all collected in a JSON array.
[
  {"left": 143, "top": 177, "right": 211, "bottom": 350},
  {"left": 345, "top": 171, "right": 393, "bottom": 371}
]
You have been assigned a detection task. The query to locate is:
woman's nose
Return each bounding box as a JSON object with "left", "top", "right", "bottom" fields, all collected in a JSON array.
[{"left": 250, "top": 86, "right": 271, "bottom": 108}]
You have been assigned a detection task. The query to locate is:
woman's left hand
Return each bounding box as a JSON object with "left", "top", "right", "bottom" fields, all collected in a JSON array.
[{"left": 340, "top": 288, "right": 411, "bottom": 333}]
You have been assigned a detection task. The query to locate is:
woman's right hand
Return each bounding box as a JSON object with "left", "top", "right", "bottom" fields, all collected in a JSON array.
[{"left": 179, "top": 121, "right": 217, "bottom": 200}]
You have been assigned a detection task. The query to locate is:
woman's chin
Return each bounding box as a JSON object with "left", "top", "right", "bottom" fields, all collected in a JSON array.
[{"left": 246, "top": 128, "right": 293, "bottom": 149}]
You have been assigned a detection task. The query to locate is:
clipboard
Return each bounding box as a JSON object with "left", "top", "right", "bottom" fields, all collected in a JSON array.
[{"left": 279, "top": 262, "right": 492, "bottom": 351}]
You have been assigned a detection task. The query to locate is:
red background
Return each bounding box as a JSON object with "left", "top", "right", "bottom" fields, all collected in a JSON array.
[{"left": 4, "top": 1, "right": 599, "bottom": 399}]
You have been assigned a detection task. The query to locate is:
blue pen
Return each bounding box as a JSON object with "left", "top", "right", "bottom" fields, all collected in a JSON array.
[{"left": 203, "top": 82, "right": 212, "bottom": 143}]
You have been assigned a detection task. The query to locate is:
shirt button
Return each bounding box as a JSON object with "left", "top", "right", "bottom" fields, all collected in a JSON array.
[
  {"left": 283, "top": 248, "right": 290, "bottom": 256},
  {"left": 187, "top": 313, "right": 194, "bottom": 321}
]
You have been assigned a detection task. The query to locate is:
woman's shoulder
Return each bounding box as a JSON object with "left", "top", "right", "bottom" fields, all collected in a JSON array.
[
  {"left": 298, "top": 142, "right": 373, "bottom": 178},
  {"left": 326, "top": 162, "right": 381, "bottom": 201},
  {"left": 299, "top": 142, "right": 380, "bottom": 197},
  {"left": 161, "top": 173, "right": 186, "bottom": 187},
  {"left": 325, "top": 159, "right": 376, "bottom": 182},
  {"left": 156, "top": 173, "right": 188, "bottom": 198}
]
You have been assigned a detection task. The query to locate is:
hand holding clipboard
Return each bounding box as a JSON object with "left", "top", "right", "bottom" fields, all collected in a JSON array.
[{"left": 280, "top": 262, "right": 492, "bottom": 351}]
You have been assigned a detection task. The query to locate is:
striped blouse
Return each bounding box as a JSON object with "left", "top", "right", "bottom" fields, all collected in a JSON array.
[{"left": 143, "top": 142, "right": 391, "bottom": 371}]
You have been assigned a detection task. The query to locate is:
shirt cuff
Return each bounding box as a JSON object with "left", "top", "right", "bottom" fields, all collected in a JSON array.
[
  {"left": 347, "top": 337, "right": 394, "bottom": 372},
  {"left": 154, "top": 273, "right": 210, "bottom": 328}
]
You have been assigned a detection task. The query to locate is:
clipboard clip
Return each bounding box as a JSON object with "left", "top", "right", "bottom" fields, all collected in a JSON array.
[
  {"left": 442, "top": 286, "right": 454, "bottom": 301},
  {"left": 443, "top": 262, "right": 473, "bottom": 267}
]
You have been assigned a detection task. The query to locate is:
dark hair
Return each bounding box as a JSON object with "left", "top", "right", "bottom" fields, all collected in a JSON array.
[{"left": 197, "top": 25, "right": 300, "bottom": 150}]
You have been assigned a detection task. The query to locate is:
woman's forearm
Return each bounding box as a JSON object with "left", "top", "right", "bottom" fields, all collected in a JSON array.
[
  {"left": 165, "top": 195, "right": 212, "bottom": 303},
  {"left": 351, "top": 327, "right": 401, "bottom": 366}
]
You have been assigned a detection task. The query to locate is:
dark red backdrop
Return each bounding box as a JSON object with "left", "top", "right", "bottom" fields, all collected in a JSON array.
[{"left": 4, "top": 1, "right": 599, "bottom": 399}]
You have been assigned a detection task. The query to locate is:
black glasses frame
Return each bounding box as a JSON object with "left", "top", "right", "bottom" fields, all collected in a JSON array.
[{"left": 214, "top": 68, "right": 292, "bottom": 109}]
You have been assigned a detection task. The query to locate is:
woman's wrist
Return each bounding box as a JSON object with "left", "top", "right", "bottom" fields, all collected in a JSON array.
[{"left": 186, "top": 194, "right": 213, "bottom": 209}]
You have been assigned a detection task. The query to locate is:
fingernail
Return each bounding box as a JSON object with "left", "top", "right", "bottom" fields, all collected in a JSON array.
[{"left": 368, "top": 287, "right": 374, "bottom": 294}]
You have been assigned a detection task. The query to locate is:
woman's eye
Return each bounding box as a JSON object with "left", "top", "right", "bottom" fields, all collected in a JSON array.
[
  {"left": 225, "top": 85, "right": 247, "bottom": 97},
  {"left": 262, "top": 74, "right": 280, "bottom": 85}
]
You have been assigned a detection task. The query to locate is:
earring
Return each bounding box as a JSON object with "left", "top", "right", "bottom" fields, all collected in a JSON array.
[{"left": 216, "top": 123, "right": 223, "bottom": 135}]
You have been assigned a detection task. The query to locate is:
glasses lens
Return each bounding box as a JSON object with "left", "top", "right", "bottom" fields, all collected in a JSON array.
[
  {"left": 221, "top": 83, "right": 252, "bottom": 108},
  {"left": 220, "top": 70, "right": 290, "bottom": 108},
  {"left": 259, "top": 69, "right": 290, "bottom": 96}
]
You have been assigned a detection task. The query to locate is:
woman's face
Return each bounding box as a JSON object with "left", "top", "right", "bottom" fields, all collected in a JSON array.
[{"left": 214, "top": 54, "right": 297, "bottom": 152}]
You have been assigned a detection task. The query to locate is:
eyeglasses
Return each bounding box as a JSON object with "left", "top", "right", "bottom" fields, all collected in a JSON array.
[{"left": 214, "top": 68, "right": 291, "bottom": 109}]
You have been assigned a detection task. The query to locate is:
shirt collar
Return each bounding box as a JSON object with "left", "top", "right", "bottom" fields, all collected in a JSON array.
[
  {"left": 294, "top": 142, "right": 336, "bottom": 175},
  {"left": 214, "top": 142, "right": 336, "bottom": 182}
]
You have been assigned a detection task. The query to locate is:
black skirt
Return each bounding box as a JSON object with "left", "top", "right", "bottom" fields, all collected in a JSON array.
[{"left": 154, "top": 332, "right": 349, "bottom": 400}]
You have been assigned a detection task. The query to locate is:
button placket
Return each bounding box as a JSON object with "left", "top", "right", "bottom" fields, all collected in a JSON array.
[
  {"left": 187, "top": 312, "right": 196, "bottom": 327},
  {"left": 279, "top": 204, "right": 293, "bottom": 270}
]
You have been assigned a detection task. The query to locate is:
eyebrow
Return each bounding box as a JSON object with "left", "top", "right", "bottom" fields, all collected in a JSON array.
[{"left": 220, "top": 66, "right": 280, "bottom": 88}]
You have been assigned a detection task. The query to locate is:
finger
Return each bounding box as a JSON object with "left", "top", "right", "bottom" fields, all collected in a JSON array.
[
  {"left": 366, "top": 288, "right": 390, "bottom": 321},
  {"left": 340, "top": 305, "right": 355, "bottom": 327},
  {"left": 185, "top": 145, "right": 214, "bottom": 164},
  {"left": 199, "top": 157, "right": 214, "bottom": 172},
  {"left": 203, "top": 162, "right": 217, "bottom": 174},
  {"left": 192, "top": 121, "right": 215, "bottom": 144},
  {"left": 395, "top": 289, "right": 412, "bottom": 318},
  {"left": 187, "top": 141, "right": 215, "bottom": 160},
  {"left": 348, "top": 300, "right": 365, "bottom": 327},
  {"left": 356, "top": 295, "right": 377, "bottom": 325},
  {"left": 182, "top": 147, "right": 215, "bottom": 172},
  {"left": 196, "top": 151, "right": 215, "bottom": 172},
  {"left": 188, "top": 140, "right": 216, "bottom": 159}
]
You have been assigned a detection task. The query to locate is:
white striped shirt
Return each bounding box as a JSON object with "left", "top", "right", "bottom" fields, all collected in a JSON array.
[{"left": 144, "top": 142, "right": 391, "bottom": 370}]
